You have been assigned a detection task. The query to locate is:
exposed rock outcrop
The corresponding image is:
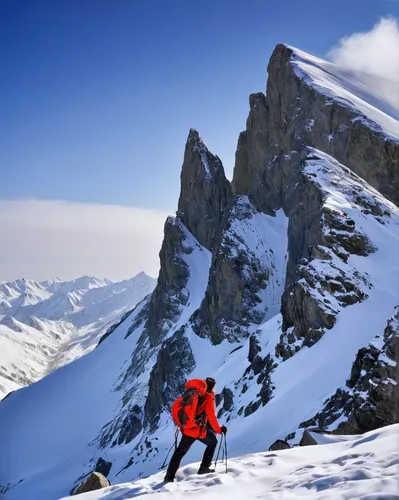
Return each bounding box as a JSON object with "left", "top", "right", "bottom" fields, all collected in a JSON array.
[
  {"left": 238, "top": 351, "right": 278, "bottom": 417},
  {"left": 217, "top": 387, "right": 234, "bottom": 419},
  {"left": 178, "top": 129, "right": 232, "bottom": 251},
  {"left": 233, "top": 93, "right": 270, "bottom": 207},
  {"left": 276, "top": 152, "right": 374, "bottom": 360},
  {"left": 95, "top": 457, "right": 112, "bottom": 478},
  {"left": 117, "top": 405, "right": 143, "bottom": 446},
  {"left": 299, "top": 429, "right": 319, "bottom": 447},
  {"left": 269, "top": 439, "right": 291, "bottom": 451},
  {"left": 248, "top": 334, "right": 262, "bottom": 362},
  {"left": 298, "top": 308, "right": 398, "bottom": 435},
  {"left": 71, "top": 472, "right": 110, "bottom": 495}
]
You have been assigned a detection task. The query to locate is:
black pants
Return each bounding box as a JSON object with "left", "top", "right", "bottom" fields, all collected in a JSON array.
[{"left": 165, "top": 429, "right": 217, "bottom": 479}]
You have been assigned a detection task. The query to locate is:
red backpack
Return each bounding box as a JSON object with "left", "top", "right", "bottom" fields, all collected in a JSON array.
[{"left": 171, "top": 379, "right": 207, "bottom": 430}]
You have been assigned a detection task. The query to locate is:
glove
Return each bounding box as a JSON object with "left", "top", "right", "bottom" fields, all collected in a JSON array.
[{"left": 221, "top": 425, "right": 227, "bottom": 434}]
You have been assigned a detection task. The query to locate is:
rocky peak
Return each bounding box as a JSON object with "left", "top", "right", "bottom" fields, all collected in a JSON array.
[
  {"left": 177, "top": 128, "right": 232, "bottom": 251},
  {"left": 233, "top": 43, "right": 399, "bottom": 210},
  {"left": 270, "top": 44, "right": 399, "bottom": 206},
  {"left": 138, "top": 129, "right": 231, "bottom": 349}
]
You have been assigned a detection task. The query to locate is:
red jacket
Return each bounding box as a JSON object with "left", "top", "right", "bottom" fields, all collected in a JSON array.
[
  {"left": 197, "top": 391, "right": 222, "bottom": 437},
  {"left": 173, "top": 379, "right": 222, "bottom": 439}
]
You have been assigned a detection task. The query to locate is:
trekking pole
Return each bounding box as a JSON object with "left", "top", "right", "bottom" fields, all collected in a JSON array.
[
  {"left": 174, "top": 427, "right": 179, "bottom": 450},
  {"left": 214, "top": 433, "right": 224, "bottom": 470},
  {"left": 160, "top": 428, "right": 179, "bottom": 469},
  {"left": 224, "top": 435, "right": 228, "bottom": 473},
  {"left": 160, "top": 442, "right": 175, "bottom": 469}
]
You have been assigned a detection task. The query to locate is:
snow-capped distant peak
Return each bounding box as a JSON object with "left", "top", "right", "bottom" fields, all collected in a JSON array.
[{"left": 0, "top": 273, "right": 156, "bottom": 400}]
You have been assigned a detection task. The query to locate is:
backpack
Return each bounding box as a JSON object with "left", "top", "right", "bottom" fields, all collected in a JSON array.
[{"left": 171, "top": 386, "right": 206, "bottom": 430}]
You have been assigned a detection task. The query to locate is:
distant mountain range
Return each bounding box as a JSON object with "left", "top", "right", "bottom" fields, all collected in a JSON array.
[{"left": 0, "top": 273, "right": 156, "bottom": 399}]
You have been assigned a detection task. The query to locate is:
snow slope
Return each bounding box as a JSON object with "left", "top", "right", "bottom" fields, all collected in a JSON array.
[
  {"left": 289, "top": 46, "right": 399, "bottom": 140},
  {"left": 0, "top": 157, "right": 397, "bottom": 499},
  {"left": 0, "top": 273, "right": 155, "bottom": 398},
  {"left": 62, "top": 424, "right": 399, "bottom": 500}
]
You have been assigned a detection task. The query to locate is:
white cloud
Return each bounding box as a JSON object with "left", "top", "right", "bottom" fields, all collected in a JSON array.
[
  {"left": 0, "top": 199, "right": 171, "bottom": 282},
  {"left": 328, "top": 17, "right": 399, "bottom": 111}
]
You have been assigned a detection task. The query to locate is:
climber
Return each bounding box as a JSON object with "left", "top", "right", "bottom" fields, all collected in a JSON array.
[{"left": 164, "top": 377, "right": 227, "bottom": 482}]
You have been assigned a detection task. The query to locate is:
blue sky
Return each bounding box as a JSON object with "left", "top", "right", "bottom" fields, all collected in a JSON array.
[
  {"left": 1, "top": 0, "right": 398, "bottom": 211},
  {"left": 0, "top": 1, "right": 398, "bottom": 281}
]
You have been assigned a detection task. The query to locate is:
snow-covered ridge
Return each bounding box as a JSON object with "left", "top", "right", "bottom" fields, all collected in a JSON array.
[
  {"left": 0, "top": 273, "right": 156, "bottom": 399},
  {"left": 60, "top": 424, "right": 399, "bottom": 500},
  {"left": 287, "top": 45, "right": 399, "bottom": 140}
]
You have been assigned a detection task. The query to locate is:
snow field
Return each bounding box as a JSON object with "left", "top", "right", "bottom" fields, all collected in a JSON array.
[{"left": 60, "top": 424, "right": 399, "bottom": 500}]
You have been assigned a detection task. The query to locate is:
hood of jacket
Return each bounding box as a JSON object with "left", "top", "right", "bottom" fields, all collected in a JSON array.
[{"left": 185, "top": 379, "right": 207, "bottom": 395}]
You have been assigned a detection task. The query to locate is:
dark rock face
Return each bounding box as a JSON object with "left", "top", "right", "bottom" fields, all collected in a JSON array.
[
  {"left": 144, "top": 329, "right": 195, "bottom": 431},
  {"left": 285, "top": 431, "right": 296, "bottom": 441},
  {"left": 299, "top": 429, "right": 319, "bottom": 447},
  {"left": 178, "top": 129, "right": 232, "bottom": 252},
  {"left": 248, "top": 334, "right": 261, "bottom": 362},
  {"left": 284, "top": 171, "right": 324, "bottom": 287},
  {"left": 277, "top": 280, "right": 334, "bottom": 360},
  {"left": 231, "top": 79, "right": 332, "bottom": 357},
  {"left": 221, "top": 388, "right": 234, "bottom": 411},
  {"left": 237, "top": 352, "right": 277, "bottom": 418},
  {"left": 71, "top": 472, "right": 110, "bottom": 496},
  {"left": 95, "top": 457, "right": 112, "bottom": 478},
  {"left": 117, "top": 405, "right": 143, "bottom": 445},
  {"left": 256, "top": 44, "right": 399, "bottom": 208},
  {"left": 269, "top": 439, "right": 291, "bottom": 451},
  {"left": 298, "top": 308, "right": 398, "bottom": 435},
  {"left": 244, "top": 399, "right": 261, "bottom": 417},
  {"left": 256, "top": 354, "right": 276, "bottom": 406},
  {"left": 333, "top": 319, "right": 397, "bottom": 435},
  {"left": 217, "top": 387, "right": 234, "bottom": 419},
  {"left": 144, "top": 217, "right": 191, "bottom": 347},
  {"left": 233, "top": 93, "right": 270, "bottom": 206}
]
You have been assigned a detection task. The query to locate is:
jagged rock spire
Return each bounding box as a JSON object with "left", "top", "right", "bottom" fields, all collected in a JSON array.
[{"left": 177, "top": 129, "right": 232, "bottom": 251}]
